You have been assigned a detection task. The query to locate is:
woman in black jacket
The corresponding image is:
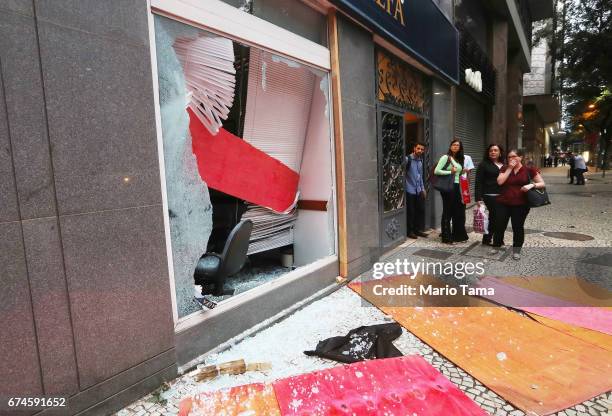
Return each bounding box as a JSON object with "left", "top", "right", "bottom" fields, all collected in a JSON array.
[{"left": 475, "top": 144, "right": 504, "bottom": 246}]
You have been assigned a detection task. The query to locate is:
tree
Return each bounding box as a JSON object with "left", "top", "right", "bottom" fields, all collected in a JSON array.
[{"left": 534, "top": 0, "right": 612, "bottom": 173}]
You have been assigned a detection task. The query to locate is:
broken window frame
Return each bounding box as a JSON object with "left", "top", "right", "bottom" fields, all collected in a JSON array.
[{"left": 147, "top": 0, "right": 339, "bottom": 326}]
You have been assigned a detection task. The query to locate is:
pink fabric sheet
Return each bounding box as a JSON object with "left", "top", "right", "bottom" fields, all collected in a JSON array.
[
  {"left": 477, "top": 276, "right": 612, "bottom": 335},
  {"left": 272, "top": 355, "right": 488, "bottom": 416}
]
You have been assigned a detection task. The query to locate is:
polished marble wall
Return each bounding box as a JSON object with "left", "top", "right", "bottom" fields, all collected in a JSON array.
[
  {"left": 0, "top": 1, "right": 176, "bottom": 414},
  {"left": 336, "top": 15, "right": 381, "bottom": 277}
]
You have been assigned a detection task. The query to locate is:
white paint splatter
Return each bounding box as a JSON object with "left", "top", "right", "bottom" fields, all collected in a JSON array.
[
  {"left": 289, "top": 398, "right": 303, "bottom": 410},
  {"left": 496, "top": 352, "right": 507, "bottom": 361}
]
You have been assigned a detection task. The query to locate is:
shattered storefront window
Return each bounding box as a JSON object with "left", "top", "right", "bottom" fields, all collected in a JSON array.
[{"left": 154, "top": 16, "right": 335, "bottom": 318}]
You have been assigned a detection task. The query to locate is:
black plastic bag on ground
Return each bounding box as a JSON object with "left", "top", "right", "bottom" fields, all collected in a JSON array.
[{"left": 304, "top": 323, "right": 403, "bottom": 364}]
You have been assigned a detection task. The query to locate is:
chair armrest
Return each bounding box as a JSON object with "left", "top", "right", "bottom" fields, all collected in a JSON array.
[{"left": 195, "top": 253, "right": 222, "bottom": 277}]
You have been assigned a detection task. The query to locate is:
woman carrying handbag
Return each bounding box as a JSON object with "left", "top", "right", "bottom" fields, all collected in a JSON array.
[
  {"left": 493, "top": 149, "right": 546, "bottom": 260},
  {"left": 434, "top": 139, "right": 469, "bottom": 244}
]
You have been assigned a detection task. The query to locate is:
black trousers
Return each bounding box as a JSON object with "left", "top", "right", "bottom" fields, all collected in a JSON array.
[
  {"left": 494, "top": 204, "right": 530, "bottom": 252},
  {"left": 440, "top": 184, "right": 468, "bottom": 242},
  {"left": 569, "top": 168, "right": 575, "bottom": 183},
  {"left": 406, "top": 192, "right": 425, "bottom": 234},
  {"left": 575, "top": 168, "right": 585, "bottom": 184},
  {"left": 481, "top": 195, "right": 503, "bottom": 245}
]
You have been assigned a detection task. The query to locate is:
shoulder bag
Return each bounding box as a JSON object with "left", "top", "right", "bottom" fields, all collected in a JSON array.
[
  {"left": 526, "top": 169, "right": 551, "bottom": 207},
  {"left": 432, "top": 156, "right": 454, "bottom": 193}
]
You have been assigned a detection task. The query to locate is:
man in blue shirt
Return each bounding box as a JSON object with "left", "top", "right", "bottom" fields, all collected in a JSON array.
[{"left": 405, "top": 142, "right": 428, "bottom": 239}]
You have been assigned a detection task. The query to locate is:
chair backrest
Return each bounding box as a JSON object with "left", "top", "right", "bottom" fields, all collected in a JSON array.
[{"left": 220, "top": 220, "right": 253, "bottom": 277}]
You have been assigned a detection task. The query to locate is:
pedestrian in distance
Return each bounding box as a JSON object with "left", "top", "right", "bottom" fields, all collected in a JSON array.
[
  {"left": 574, "top": 153, "right": 587, "bottom": 185},
  {"left": 475, "top": 144, "right": 505, "bottom": 246},
  {"left": 568, "top": 152, "right": 576, "bottom": 184},
  {"left": 405, "top": 142, "right": 429, "bottom": 239},
  {"left": 492, "top": 149, "right": 546, "bottom": 260},
  {"left": 434, "top": 139, "right": 469, "bottom": 245}
]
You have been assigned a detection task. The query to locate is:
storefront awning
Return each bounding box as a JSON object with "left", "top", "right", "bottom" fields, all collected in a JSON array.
[{"left": 330, "top": 0, "right": 459, "bottom": 85}]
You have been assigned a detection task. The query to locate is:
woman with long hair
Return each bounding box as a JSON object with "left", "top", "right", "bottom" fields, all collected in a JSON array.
[
  {"left": 475, "top": 144, "right": 504, "bottom": 246},
  {"left": 493, "top": 149, "right": 546, "bottom": 260},
  {"left": 434, "top": 139, "right": 468, "bottom": 244}
]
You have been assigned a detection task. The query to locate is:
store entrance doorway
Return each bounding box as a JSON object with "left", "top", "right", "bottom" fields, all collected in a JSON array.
[
  {"left": 377, "top": 104, "right": 407, "bottom": 250},
  {"left": 405, "top": 112, "right": 424, "bottom": 154},
  {"left": 404, "top": 112, "right": 426, "bottom": 238}
]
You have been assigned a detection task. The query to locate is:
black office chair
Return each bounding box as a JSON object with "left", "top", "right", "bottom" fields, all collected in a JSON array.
[{"left": 194, "top": 219, "right": 253, "bottom": 296}]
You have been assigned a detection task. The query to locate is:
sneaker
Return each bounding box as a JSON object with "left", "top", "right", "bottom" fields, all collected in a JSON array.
[
  {"left": 416, "top": 231, "right": 429, "bottom": 238},
  {"left": 512, "top": 253, "right": 521, "bottom": 260},
  {"left": 408, "top": 233, "right": 418, "bottom": 239},
  {"left": 489, "top": 248, "right": 500, "bottom": 255}
]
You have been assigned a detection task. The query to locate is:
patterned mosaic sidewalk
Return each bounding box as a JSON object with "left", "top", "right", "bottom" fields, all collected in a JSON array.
[
  {"left": 117, "top": 286, "right": 612, "bottom": 416},
  {"left": 117, "top": 168, "right": 612, "bottom": 416}
]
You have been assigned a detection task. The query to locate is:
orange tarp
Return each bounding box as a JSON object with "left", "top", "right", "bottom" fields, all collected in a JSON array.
[
  {"left": 178, "top": 383, "right": 281, "bottom": 416},
  {"left": 350, "top": 275, "right": 612, "bottom": 415}
]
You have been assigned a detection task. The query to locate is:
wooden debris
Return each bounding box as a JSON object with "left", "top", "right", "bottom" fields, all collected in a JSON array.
[
  {"left": 195, "top": 359, "right": 272, "bottom": 382},
  {"left": 218, "top": 359, "right": 246, "bottom": 375},
  {"left": 246, "top": 362, "right": 272, "bottom": 372}
]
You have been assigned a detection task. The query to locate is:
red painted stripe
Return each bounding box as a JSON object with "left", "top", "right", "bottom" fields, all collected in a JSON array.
[{"left": 189, "top": 109, "right": 299, "bottom": 213}]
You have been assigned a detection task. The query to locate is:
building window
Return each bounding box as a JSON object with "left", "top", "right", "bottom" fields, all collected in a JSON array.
[{"left": 153, "top": 14, "right": 335, "bottom": 318}]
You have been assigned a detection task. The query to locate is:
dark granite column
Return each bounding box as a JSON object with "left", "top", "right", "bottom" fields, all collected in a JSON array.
[
  {"left": 430, "top": 80, "right": 453, "bottom": 229},
  {"left": 489, "top": 20, "right": 509, "bottom": 146},
  {"left": 0, "top": 1, "right": 67, "bottom": 404},
  {"left": 337, "top": 15, "right": 380, "bottom": 277},
  {"left": 1, "top": 1, "right": 177, "bottom": 414},
  {"left": 506, "top": 51, "right": 525, "bottom": 151}
]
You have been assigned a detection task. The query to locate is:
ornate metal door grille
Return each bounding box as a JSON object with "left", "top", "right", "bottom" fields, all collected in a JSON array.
[
  {"left": 376, "top": 49, "right": 432, "bottom": 249},
  {"left": 381, "top": 112, "right": 405, "bottom": 213}
]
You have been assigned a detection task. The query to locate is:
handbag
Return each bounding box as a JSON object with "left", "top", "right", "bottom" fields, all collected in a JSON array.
[
  {"left": 459, "top": 174, "right": 471, "bottom": 204},
  {"left": 526, "top": 169, "right": 551, "bottom": 207},
  {"left": 432, "top": 157, "right": 454, "bottom": 193}
]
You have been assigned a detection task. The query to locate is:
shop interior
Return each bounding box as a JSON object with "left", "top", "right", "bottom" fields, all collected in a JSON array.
[
  {"left": 155, "top": 16, "right": 335, "bottom": 314},
  {"left": 405, "top": 112, "right": 424, "bottom": 156}
]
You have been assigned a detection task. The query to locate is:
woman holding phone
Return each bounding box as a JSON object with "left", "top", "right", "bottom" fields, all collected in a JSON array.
[{"left": 493, "top": 149, "right": 545, "bottom": 260}]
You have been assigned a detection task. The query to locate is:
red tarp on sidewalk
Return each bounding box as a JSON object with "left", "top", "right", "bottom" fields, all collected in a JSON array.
[
  {"left": 178, "top": 356, "right": 487, "bottom": 415},
  {"left": 272, "top": 355, "right": 488, "bottom": 416}
]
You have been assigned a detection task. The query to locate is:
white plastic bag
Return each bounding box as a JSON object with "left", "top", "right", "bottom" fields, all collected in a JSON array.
[
  {"left": 473, "top": 204, "right": 489, "bottom": 234},
  {"left": 482, "top": 206, "right": 489, "bottom": 235}
]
